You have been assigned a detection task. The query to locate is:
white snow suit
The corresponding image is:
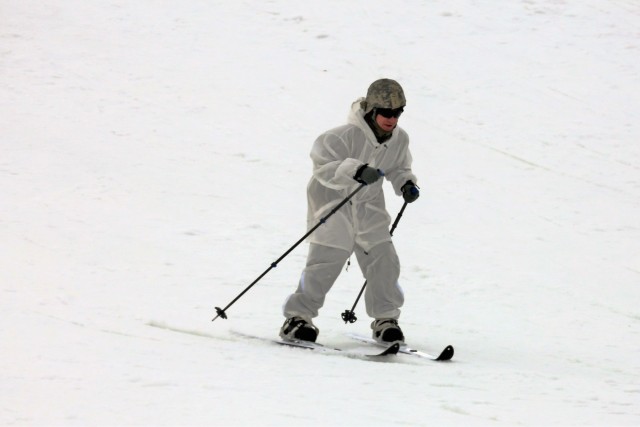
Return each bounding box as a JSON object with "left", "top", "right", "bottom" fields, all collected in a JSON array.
[{"left": 283, "top": 98, "right": 417, "bottom": 321}]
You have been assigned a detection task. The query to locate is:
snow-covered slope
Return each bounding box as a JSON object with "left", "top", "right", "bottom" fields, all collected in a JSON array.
[{"left": 2, "top": 1, "right": 639, "bottom": 425}]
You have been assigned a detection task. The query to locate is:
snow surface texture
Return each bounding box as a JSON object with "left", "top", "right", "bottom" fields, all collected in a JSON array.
[{"left": 1, "top": 1, "right": 639, "bottom": 426}]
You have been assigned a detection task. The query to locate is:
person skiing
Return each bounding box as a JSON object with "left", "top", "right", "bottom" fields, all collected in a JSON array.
[{"left": 280, "top": 78, "right": 420, "bottom": 344}]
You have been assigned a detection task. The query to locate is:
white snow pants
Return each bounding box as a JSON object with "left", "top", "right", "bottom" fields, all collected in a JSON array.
[{"left": 282, "top": 242, "right": 404, "bottom": 320}]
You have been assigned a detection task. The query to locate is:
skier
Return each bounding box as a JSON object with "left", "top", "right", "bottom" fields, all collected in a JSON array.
[{"left": 280, "top": 78, "right": 420, "bottom": 344}]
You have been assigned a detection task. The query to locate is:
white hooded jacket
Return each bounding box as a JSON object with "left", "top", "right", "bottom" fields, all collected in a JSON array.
[{"left": 306, "top": 98, "right": 418, "bottom": 252}]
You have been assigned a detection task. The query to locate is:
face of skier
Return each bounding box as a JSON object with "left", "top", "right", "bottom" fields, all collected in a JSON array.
[{"left": 375, "top": 107, "right": 404, "bottom": 132}]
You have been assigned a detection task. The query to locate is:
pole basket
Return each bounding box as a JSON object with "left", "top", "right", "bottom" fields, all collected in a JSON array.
[
  {"left": 341, "top": 310, "right": 357, "bottom": 323},
  {"left": 214, "top": 307, "right": 227, "bottom": 320}
]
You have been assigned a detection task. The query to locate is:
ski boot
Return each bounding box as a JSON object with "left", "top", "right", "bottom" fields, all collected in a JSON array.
[
  {"left": 280, "top": 316, "right": 319, "bottom": 342},
  {"left": 371, "top": 318, "right": 404, "bottom": 343}
]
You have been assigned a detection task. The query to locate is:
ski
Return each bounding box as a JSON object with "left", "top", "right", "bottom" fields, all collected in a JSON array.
[
  {"left": 347, "top": 333, "right": 454, "bottom": 361},
  {"left": 277, "top": 338, "right": 400, "bottom": 358},
  {"left": 231, "top": 331, "right": 399, "bottom": 360}
]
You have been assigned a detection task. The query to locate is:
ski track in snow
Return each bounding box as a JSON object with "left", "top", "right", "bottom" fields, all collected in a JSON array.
[{"left": 1, "top": 0, "right": 640, "bottom": 425}]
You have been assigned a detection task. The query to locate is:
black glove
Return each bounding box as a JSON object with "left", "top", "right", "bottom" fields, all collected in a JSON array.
[
  {"left": 401, "top": 180, "right": 419, "bottom": 203},
  {"left": 354, "top": 164, "right": 381, "bottom": 185}
]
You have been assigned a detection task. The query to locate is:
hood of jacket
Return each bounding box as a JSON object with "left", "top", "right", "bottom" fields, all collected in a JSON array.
[{"left": 346, "top": 98, "right": 398, "bottom": 148}]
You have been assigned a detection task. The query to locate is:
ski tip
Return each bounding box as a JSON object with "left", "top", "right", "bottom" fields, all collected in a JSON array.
[
  {"left": 369, "top": 342, "right": 400, "bottom": 357},
  {"left": 436, "top": 345, "right": 455, "bottom": 361},
  {"left": 390, "top": 342, "right": 401, "bottom": 354},
  {"left": 387, "top": 342, "right": 401, "bottom": 355}
]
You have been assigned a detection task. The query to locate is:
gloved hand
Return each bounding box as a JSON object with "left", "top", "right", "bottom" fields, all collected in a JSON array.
[
  {"left": 354, "top": 164, "right": 381, "bottom": 185},
  {"left": 401, "top": 180, "right": 419, "bottom": 203}
]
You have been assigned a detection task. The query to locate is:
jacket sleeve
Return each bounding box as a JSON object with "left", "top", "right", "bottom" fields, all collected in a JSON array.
[
  {"left": 310, "top": 131, "right": 362, "bottom": 191},
  {"left": 385, "top": 136, "right": 418, "bottom": 195}
]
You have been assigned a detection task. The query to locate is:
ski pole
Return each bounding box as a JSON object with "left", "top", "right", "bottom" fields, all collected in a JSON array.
[
  {"left": 341, "top": 201, "right": 408, "bottom": 324},
  {"left": 212, "top": 182, "right": 368, "bottom": 322}
]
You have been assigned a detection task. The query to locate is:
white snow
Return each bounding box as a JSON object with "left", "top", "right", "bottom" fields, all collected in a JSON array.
[{"left": 2, "top": 1, "right": 639, "bottom": 426}]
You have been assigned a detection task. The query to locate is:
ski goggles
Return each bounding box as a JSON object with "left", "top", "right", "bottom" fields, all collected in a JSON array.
[{"left": 376, "top": 107, "right": 404, "bottom": 119}]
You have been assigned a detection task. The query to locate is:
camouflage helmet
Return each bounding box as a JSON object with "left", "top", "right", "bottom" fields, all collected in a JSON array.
[{"left": 361, "top": 78, "right": 406, "bottom": 115}]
